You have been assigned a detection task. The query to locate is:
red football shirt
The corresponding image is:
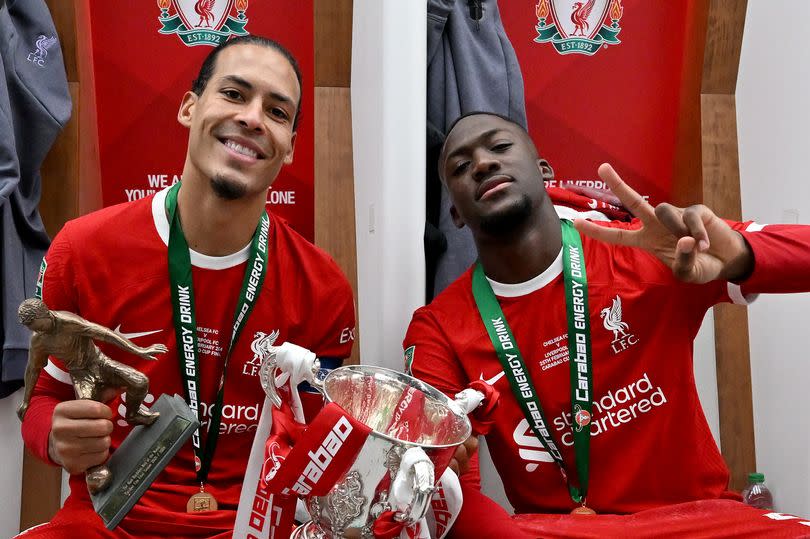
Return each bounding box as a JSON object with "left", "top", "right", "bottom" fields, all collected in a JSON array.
[
  {"left": 405, "top": 219, "right": 810, "bottom": 516},
  {"left": 22, "top": 188, "right": 355, "bottom": 535}
]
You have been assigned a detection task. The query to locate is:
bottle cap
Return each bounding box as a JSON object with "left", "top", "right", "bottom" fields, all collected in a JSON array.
[{"left": 748, "top": 472, "right": 765, "bottom": 483}]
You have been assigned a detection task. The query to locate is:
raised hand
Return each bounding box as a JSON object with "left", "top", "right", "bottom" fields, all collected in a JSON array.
[{"left": 573, "top": 164, "right": 753, "bottom": 284}]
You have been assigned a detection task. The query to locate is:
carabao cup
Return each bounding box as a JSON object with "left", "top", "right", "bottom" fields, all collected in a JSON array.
[{"left": 261, "top": 349, "right": 477, "bottom": 539}]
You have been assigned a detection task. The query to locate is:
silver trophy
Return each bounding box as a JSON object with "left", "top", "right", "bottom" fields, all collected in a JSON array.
[{"left": 261, "top": 345, "right": 485, "bottom": 539}]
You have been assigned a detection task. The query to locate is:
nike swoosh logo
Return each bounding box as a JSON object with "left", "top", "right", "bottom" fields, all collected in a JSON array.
[
  {"left": 479, "top": 371, "right": 506, "bottom": 386},
  {"left": 114, "top": 325, "right": 163, "bottom": 340}
]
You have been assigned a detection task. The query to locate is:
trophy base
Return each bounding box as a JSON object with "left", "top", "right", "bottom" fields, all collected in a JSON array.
[
  {"left": 292, "top": 520, "right": 370, "bottom": 539},
  {"left": 90, "top": 394, "right": 199, "bottom": 529},
  {"left": 291, "top": 521, "right": 326, "bottom": 539}
]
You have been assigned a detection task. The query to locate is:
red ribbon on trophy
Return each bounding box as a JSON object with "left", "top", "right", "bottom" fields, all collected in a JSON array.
[
  {"left": 260, "top": 402, "right": 371, "bottom": 497},
  {"left": 372, "top": 511, "right": 424, "bottom": 539},
  {"left": 385, "top": 386, "right": 428, "bottom": 442},
  {"left": 465, "top": 380, "right": 500, "bottom": 436}
]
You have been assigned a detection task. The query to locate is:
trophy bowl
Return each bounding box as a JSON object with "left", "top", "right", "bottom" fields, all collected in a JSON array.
[{"left": 262, "top": 357, "right": 473, "bottom": 539}]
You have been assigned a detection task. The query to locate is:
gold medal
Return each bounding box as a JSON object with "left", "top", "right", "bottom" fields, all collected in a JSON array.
[
  {"left": 187, "top": 485, "right": 218, "bottom": 513},
  {"left": 570, "top": 505, "right": 596, "bottom": 515}
]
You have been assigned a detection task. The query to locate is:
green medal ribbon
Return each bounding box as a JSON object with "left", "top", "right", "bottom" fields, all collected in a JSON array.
[
  {"left": 472, "top": 219, "right": 593, "bottom": 505},
  {"left": 165, "top": 183, "right": 269, "bottom": 484}
]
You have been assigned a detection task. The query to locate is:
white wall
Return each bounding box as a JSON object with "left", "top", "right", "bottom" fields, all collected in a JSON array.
[
  {"left": 0, "top": 390, "right": 23, "bottom": 537},
  {"left": 737, "top": 0, "right": 810, "bottom": 517},
  {"left": 351, "top": 0, "right": 427, "bottom": 370}
]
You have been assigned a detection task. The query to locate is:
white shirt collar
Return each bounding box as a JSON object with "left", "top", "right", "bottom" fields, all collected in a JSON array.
[
  {"left": 152, "top": 186, "right": 252, "bottom": 269},
  {"left": 485, "top": 248, "right": 563, "bottom": 298}
]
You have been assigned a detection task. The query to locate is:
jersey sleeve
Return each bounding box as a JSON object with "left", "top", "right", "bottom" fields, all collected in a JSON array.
[
  {"left": 597, "top": 219, "right": 764, "bottom": 310},
  {"left": 403, "top": 307, "right": 468, "bottom": 398},
  {"left": 309, "top": 266, "right": 356, "bottom": 362},
  {"left": 735, "top": 223, "right": 810, "bottom": 294},
  {"left": 21, "top": 223, "right": 81, "bottom": 464},
  {"left": 448, "top": 479, "right": 531, "bottom": 539}
]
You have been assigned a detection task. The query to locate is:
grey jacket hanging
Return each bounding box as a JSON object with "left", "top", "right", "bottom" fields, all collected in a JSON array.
[
  {"left": 426, "top": 0, "right": 527, "bottom": 299},
  {"left": 0, "top": 0, "right": 71, "bottom": 395}
]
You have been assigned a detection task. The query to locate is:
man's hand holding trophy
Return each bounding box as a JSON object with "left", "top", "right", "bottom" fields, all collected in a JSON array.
[{"left": 17, "top": 299, "right": 198, "bottom": 529}]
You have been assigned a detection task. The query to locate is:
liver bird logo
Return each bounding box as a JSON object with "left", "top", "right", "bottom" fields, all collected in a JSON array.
[
  {"left": 600, "top": 295, "right": 629, "bottom": 340},
  {"left": 571, "top": 0, "right": 596, "bottom": 37},
  {"left": 194, "top": 0, "right": 216, "bottom": 27},
  {"left": 157, "top": 0, "right": 249, "bottom": 48},
  {"left": 534, "top": 0, "right": 623, "bottom": 56},
  {"left": 250, "top": 329, "right": 281, "bottom": 361},
  {"left": 262, "top": 442, "right": 286, "bottom": 482},
  {"left": 34, "top": 35, "right": 58, "bottom": 60}
]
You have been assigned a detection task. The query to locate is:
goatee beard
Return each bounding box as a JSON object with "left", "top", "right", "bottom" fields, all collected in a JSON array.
[
  {"left": 210, "top": 175, "right": 247, "bottom": 200},
  {"left": 479, "top": 195, "right": 532, "bottom": 236}
]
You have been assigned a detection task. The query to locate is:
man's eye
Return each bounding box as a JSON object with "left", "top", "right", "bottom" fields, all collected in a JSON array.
[
  {"left": 452, "top": 162, "right": 470, "bottom": 176},
  {"left": 269, "top": 107, "right": 289, "bottom": 120},
  {"left": 492, "top": 142, "right": 512, "bottom": 152},
  {"left": 222, "top": 89, "right": 242, "bottom": 100}
]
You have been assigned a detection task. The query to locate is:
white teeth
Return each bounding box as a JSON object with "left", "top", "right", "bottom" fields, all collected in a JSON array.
[{"left": 224, "top": 139, "right": 258, "bottom": 158}]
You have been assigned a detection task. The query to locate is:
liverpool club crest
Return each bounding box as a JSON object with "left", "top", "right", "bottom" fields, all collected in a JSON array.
[
  {"left": 158, "top": 0, "right": 249, "bottom": 47},
  {"left": 534, "top": 0, "right": 623, "bottom": 56}
]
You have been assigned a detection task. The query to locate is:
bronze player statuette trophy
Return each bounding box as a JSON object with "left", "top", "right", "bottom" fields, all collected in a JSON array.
[{"left": 17, "top": 298, "right": 166, "bottom": 494}]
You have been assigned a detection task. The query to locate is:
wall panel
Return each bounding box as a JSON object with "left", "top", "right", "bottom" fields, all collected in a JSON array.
[{"left": 701, "top": 0, "right": 753, "bottom": 492}]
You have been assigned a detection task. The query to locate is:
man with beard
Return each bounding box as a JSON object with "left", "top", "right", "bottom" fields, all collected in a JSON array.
[
  {"left": 404, "top": 112, "right": 810, "bottom": 537},
  {"left": 18, "top": 36, "right": 355, "bottom": 538}
]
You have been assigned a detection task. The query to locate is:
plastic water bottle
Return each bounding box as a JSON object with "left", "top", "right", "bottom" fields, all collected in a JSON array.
[{"left": 741, "top": 472, "right": 774, "bottom": 510}]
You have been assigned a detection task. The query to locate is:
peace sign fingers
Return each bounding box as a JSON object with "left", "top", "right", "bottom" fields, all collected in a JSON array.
[
  {"left": 572, "top": 163, "right": 652, "bottom": 248},
  {"left": 597, "top": 163, "right": 657, "bottom": 223}
]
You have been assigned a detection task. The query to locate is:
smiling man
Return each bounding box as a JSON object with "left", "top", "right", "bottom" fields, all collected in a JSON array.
[
  {"left": 404, "top": 112, "right": 810, "bottom": 537},
  {"left": 18, "top": 36, "right": 355, "bottom": 538}
]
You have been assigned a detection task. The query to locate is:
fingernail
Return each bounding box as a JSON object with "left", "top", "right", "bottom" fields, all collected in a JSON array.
[{"left": 699, "top": 240, "right": 709, "bottom": 251}]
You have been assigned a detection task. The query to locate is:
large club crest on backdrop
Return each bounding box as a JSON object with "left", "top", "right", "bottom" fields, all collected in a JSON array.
[
  {"left": 535, "top": 0, "right": 623, "bottom": 56},
  {"left": 86, "top": 0, "right": 315, "bottom": 239},
  {"left": 158, "top": 0, "right": 249, "bottom": 47}
]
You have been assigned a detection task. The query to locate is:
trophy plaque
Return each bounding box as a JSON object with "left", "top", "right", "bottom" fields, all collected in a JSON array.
[
  {"left": 91, "top": 393, "right": 199, "bottom": 529},
  {"left": 16, "top": 299, "right": 199, "bottom": 529}
]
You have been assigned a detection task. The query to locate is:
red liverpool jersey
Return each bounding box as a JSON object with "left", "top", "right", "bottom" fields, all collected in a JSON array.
[
  {"left": 404, "top": 220, "right": 806, "bottom": 516},
  {"left": 22, "top": 188, "right": 355, "bottom": 535}
]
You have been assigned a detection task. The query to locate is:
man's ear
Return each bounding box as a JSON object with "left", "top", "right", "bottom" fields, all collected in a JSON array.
[
  {"left": 283, "top": 132, "right": 297, "bottom": 165},
  {"left": 537, "top": 158, "right": 555, "bottom": 182},
  {"left": 450, "top": 205, "right": 465, "bottom": 229},
  {"left": 177, "top": 91, "right": 197, "bottom": 128}
]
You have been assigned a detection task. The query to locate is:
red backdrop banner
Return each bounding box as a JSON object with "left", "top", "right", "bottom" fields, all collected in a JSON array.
[
  {"left": 500, "top": 0, "right": 706, "bottom": 204},
  {"left": 86, "top": 0, "right": 315, "bottom": 239}
]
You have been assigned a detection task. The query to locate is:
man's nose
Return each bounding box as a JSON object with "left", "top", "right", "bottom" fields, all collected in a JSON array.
[
  {"left": 472, "top": 152, "right": 500, "bottom": 180},
  {"left": 235, "top": 99, "right": 265, "bottom": 132}
]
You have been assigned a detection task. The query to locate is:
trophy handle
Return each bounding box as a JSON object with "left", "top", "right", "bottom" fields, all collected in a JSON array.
[
  {"left": 259, "top": 343, "right": 323, "bottom": 408},
  {"left": 451, "top": 388, "right": 487, "bottom": 415},
  {"left": 391, "top": 448, "right": 435, "bottom": 528}
]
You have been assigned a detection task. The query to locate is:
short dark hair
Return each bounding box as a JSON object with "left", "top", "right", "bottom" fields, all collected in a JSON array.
[
  {"left": 191, "top": 35, "right": 303, "bottom": 130},
  {"left": 446, "top": 111, "right": 527, "bottom": 137}
]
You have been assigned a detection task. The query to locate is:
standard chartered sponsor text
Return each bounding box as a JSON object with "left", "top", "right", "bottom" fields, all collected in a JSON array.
[
  {"left": 554, "top": 372, "right": 667, "bottom": 445},
  {"left": 196, "top": 400, "right": 261, "bottom": 434}
]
